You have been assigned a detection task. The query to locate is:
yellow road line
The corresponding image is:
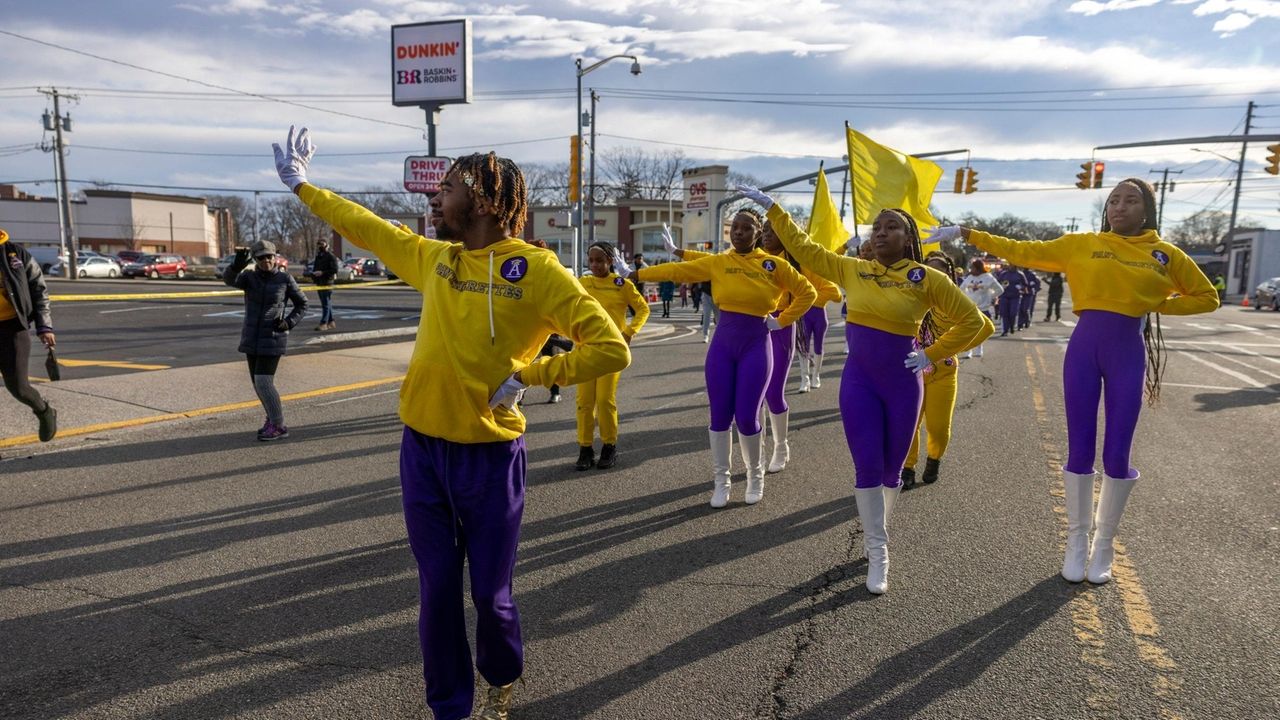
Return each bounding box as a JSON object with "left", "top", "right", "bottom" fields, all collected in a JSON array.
[
  {"left": 49, "top": 279, "right": 405, "bottom": 302},
  {"left": 1025, "top": 349, "right": 1116, "bottom": 714},
  {"left": 56, "top": 359, "right": 171, "bottom": 370},
  {"left": 0, "top": 375, "right": 404, "bottom": 449}
]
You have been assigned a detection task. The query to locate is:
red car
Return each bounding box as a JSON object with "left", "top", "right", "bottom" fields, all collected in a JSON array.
[{"left": 126, "top": 254, "right": 188, "bottom": 279}]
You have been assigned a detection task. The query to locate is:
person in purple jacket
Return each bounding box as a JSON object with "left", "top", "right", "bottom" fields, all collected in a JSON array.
[
  {"left": 994, "top": 265, "right": 1025, "bottom": 336},
  {"left": 1018, "top": 268, "right": 1041, "bottom": 330}
]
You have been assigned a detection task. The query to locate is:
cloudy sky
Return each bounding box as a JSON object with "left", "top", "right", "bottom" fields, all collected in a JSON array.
[{"left": 2, "top": 0, "right": 1278, "bottom": 235}]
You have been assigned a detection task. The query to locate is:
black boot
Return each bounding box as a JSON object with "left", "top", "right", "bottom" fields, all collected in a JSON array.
[
  {"left": 36, "top": 403, "right": 57, "bottom": 442},
  {"left": 922, "top": 457, "right": 941, "bottom": 484},
  {"left": 900, "top": 466, "right": 917, "bottom": 489},
  {"left": 596, "top": 443, "right": 617, "bottom": 469},
  {"left": 575, "top": 445, "right": 595, "bottom": 471}
]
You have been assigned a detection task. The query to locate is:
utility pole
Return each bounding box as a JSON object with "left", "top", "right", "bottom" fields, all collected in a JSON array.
[
  {"left": 1148, "top": 168, "right": 1183, "bottom": 233},
  {"left": 1226, "top": 101, "right": 1255, "bottom": 246},
  {"left": 1065, "top": 216, "right": 1080, "bottom": 233},
  {"left": 587, "top": 89, "right": 598, "bottom": 245},
  {"left": 40, "top": 87, "right": 79, "bottom": 280}
]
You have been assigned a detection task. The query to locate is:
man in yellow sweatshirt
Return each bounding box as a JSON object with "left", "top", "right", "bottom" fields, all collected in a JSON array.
[{"left": 273, "top": 127, "right": 630, "bottom": 720}]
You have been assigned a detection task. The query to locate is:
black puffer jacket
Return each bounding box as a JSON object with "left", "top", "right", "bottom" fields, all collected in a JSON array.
[
  {"left": 312, "top": 249, "right": 340, "bottom": 287},
  {"left": 223, "top": 256, "right": 308, "bottom": 356},
  {"left": 0, "top": 231, "right": 54, "bottom": 332}
]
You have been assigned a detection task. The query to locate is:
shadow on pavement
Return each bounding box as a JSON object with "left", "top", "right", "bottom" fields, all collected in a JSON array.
[{"left": 1191, "top": 383, "right": 1280, "bottom": 412}]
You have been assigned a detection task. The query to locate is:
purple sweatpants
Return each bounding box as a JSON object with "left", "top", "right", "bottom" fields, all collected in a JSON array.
[
  {"left": 765, "top": 319, "right": 795, "bottom": 415},
  {"left": 400, "top": 427, "right": 526, "bottom": 720},
  {"left": 705, "top": 310, "right": 771, "bottom": 434},
  {"left": 1062, "top": 311, "right": 1144, "bottom": 479},
  {"left": 801, "top": 305, "right": 829, "bottom": 355},
  {"left": 999, "top": 295, "right": 1021, "bottom": 335},
  {"left": 839, "top": 324, "right": 923, "bottom": 489}
]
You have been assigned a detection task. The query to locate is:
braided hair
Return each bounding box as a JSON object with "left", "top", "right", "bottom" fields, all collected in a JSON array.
[
  {"left": 445, "top": 152, "right": 529, "bottom": 236},
  {"left": 917, "top": 250, "right": 955, "bottom": 350},
  {"left": 1100, "top": 178, "right": 1166, "bottom": 404}
]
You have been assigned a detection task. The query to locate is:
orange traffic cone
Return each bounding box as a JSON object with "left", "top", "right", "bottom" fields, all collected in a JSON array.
[{"left": 1242, "top": 296, "right": 1250, "bottom": 307}]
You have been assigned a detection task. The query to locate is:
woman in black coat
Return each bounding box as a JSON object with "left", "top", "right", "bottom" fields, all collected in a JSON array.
[
  {"left": 0, "top": 229, "right": 58, "bottom": 441},
  {"left": 223, "top": 240, "right": 307, "bottom": 440}
]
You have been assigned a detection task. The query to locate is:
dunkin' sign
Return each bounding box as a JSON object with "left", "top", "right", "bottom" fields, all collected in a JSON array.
[{"left": 391, "top": 20, "right": 473, "bottom": 106}]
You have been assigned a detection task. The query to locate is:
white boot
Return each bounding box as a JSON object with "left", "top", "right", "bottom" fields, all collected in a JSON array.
[
  {"left": 709, "top": 429, "right": 733, "bottom": 508},
  {"left": 1061, "top": 470, "right": 1096, "bottom": 583},
  {"left": 767, "top": 411, "right": 789, "bottom": 473},
  {"left": 883, "top": 482, "right": 900, "bottom": 525},
  {"left": 855, "top": 487, "right": 889, "bottom": 594},
  {"left": 797, "top": 356, "right": 812, "bottom": 393},
  {"left": 811, "top": 353, "right": 824, "bottom": 388},
  {"left": 739, "top": 429, "right": 766, "bottom": 504},
  {"left": 1087, "top": 475, "right": 1137, "bottom": 584}
]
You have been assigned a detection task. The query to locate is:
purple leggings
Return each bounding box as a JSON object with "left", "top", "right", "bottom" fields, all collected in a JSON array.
[
  {"left": 765, "top": 320, "right": 795, "bottom": 415},
  {"left": 705, "top": 310, "right": 771, "bottom": 434},
  {"left": 400, "top": 427, "right": 526, "bottom": 720},
  {"left": 1062, "top": 311, "right": 1144, "bottom": 479},
  {"left": 839, "top": 324, "right": 923, "bottom": 489},
  {"left": 999, "top": 295, "right": 1021, "bottom": 334},
  {"left": 800, "top": 305, "right": 829, "bottom": 355}
]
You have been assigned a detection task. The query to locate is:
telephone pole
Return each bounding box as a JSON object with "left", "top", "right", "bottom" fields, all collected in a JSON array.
[
  {"left": 39, "top": 87, "right": 79, "bottom": 280},
  {"left": 1065, "top": 217, "right": 1080, "bottom": 233},
  {"left": 1148, "top": 168, "right": 1183, "bottom": 233},
  {"left": 1227, "top": 101, "right": 1255, "bottom": 245}
]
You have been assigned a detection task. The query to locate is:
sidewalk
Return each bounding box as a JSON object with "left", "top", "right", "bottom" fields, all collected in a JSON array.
[{"left": 1, "top": 321, "right": 674, "bottom": 452}]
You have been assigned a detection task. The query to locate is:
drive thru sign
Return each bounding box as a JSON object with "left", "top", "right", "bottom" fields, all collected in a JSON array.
[{"left": 404, "top": 156, "right": 450, "bottom": 193}]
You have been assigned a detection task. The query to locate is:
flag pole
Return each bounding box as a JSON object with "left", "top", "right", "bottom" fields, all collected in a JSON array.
[
  {"left": 844, "top": 121, "right": 857, "bottom": 243},
  {"left": 808, "top": 160, "right": 825, "bottom": 233}
]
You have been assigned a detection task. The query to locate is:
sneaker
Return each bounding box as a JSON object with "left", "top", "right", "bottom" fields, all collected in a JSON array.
[
  {"left": 922, "top": 457, "right": 941, "bottom": 484},
  {"left": 548, "top": 393, "right": 562, "bottom": 404},
  {"left": 900, "top": 466, "right": 917, "bottom": 490},
  {"left": 258, "top": 422, "right": 289, "bottom": 441},
  {"left": 36, "top": 403, "right": 57, "bottom": 442},
  {"left": 596, "top": 443, "right": 617, "bottom": 469},
  {"left": 326, "top": 321, "right": 337, "bottom": 330},
  {"left": 315, "top": 323, "right": 327, "bottom": 331},
  {"left": 575, "top": 445, "right": 595, "bottom": 471}
]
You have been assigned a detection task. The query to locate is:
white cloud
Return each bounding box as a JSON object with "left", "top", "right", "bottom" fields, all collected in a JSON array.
[
  {"left": 1212, "top": 11, "right": 1258, "bottom": 31},
  {"left": 1066, "top": 0, "right": 1162, "bottom": 16},
  {"left": 1192, "top": 0, "right": 1280, "bottom": 18}
]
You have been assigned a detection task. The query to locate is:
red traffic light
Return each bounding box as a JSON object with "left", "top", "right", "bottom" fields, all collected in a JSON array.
[{"left": 1091, "top": 161, "right": 1105, "bottom": 189}]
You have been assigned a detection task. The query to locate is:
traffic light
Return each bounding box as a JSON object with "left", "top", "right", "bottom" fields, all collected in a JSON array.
[
  {"left": 1075, "top": 162, "right": 1092, "bottom": 190},
  {"left": 1092, "top": 161, "right": 1105, "bottom": 189},
  {"left": 568, "top": 135, "right": 581, "bottom": 203},
  {"left": 964, "top": 168, "right": 979, "bottom": 194},
  {"left": 1266, "top": 143, "right": 1280, "bottom": 176},
  {"left": 953, "top": 168, "right": 964, "bottom": 194}
]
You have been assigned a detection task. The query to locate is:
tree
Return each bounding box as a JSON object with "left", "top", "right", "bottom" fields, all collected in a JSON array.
[
  {"left": 116, "top": 218, "right": 148, "bottom": 252},
  {"left": 1166, "top": 210, "right": 1230, "bottom": 249},
  {"left": 599, "top": 146, "right": 687, "bottom": 201},
  {"left": 523, "top": 162, "right": 570, "bottom": 206},
  {"left": 206, "top": 194, "right": 252, "bottom": 249},
  {"left": 346, "top": 185, "right": 429, "bottom": 217}
]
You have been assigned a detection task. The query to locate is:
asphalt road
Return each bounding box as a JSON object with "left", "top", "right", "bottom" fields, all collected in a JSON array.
[{"left": 1, "top": 298, "right": 1278, "bottom": 719}]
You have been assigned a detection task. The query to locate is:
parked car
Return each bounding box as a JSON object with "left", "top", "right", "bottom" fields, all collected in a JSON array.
[
  {"left": 1255, "top": 277, "right": 1280, "bottom": 311},
  {"left": 51, "top": 255, "right": 123, "bottom": 279},
  {"left": 357, "top": 258, "right": 385, "bottom": 277},
  {"left": 215, "top": 252, "right": 290, "bottom": 277},
  {"left": 124, "top": 254, "right": 187, "bottom": 279},
  {"left": 185, "top": 255, "right": 220, "bottom": 279},
  {"left": 115, "top": 250, "right": 146, "bottom": 267},
  {"left": 342, "top": 257, "right": 367, "bottom": 276}
]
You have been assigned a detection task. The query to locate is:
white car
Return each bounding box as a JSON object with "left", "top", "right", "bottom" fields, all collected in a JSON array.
[{"left": 52, "top": 256, "right": 122, "bottom": 278}]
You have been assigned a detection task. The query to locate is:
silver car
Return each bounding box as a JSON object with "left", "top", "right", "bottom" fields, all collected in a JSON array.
[{"left": 50, "top": 255, "right": 122, "bottom": 279}]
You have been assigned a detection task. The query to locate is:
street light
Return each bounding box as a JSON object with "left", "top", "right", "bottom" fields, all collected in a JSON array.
[
  {"left": 1190, "top": 147, "right": 1240, "bottom": 165},
  {"left": 575, "top": 54, "right": 640, "bottom": 274}
]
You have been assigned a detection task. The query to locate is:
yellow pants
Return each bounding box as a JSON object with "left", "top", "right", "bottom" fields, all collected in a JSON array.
[
  {"left": 905, "top": 359, "right": 958, "bottom": 469},
  {"left": 576, "top": 371, "right": 621, "bottom": 446}
]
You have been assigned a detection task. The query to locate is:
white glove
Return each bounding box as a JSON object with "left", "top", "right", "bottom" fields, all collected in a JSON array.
[
  {"left": 846, "top": 235, "right": 862, "bottom": 254},
  {"left": 734, "top": 184, "right": 774, "bottom": 210},
  {"left": 611, "top": 249, "right": 633, "bottom": 276},
  {"left": 272, "top": 125, "right": 316, "bottom": 191},
  {"left": 385, "top": 218, "right": 406, "bottom": 229},
  {"left": 926, "top": 226, "right": 963, "bottom": 244},
  {"left": 765, "top": 316, "right": 783, "bottom": 331},
  {"left": 488, "top": 373, "right": 527, "bottom": 410},
  {"left": 904, "top": 351, "right": 933, "bottom": 373},
  {"left": 661, "top": 223, "right": 679, "bottom": 255}
]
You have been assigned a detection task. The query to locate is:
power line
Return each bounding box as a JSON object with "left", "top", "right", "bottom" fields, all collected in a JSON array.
[{"left": 0, "top": 29, "right": 424, "bottom": 132}]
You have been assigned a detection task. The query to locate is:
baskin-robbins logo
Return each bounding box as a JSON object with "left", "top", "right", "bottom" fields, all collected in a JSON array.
[
  {"left": 613, "top": 277, "right": 625, "bottom": 287},
  {"left": 1151, "top": 250, "right": 1170, "bottom": 266},
  {"left": 906, "top": 267, "right": 926, "bottom": 283},
  {"left": 761, "top": 259, "right": 777, "bottom": 272},
  {"left": 500, "top": 256, "right": 528, "bottom": 282}
]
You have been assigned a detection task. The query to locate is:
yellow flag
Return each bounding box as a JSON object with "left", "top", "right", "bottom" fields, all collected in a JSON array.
[
  {"left": 806, "top": 166, "right": 848, "bottom": 252},
  {"left": 921, "top": 241, "right": 941, "bottom": 256},
  {"left": 846, "top": 126, "right": 942, "bottom": 231}
]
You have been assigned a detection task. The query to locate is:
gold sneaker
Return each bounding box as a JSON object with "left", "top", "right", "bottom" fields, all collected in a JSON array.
[{"left": 474, "top": 681, "right": 517, "bottom": 720}]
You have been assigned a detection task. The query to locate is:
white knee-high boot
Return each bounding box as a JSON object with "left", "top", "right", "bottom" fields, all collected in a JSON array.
[
  {"left": 1087, "top": 475, "right": 1137, "bottom": 584},
  {"left": 811, "top": 353, "right": 824, "bottom": 388},
  {"left": 1061, "top": 470, "right": 1096, "bottom": 582},
  {"left": 798, "top": 355, "right": 812, "bottom": 393},
  {"left": 709, "top": 429, "right": 733, "bottom": 508},
  {"left": 767, "top": 410, "right": 789, "bottom": 473},
  {"left": 739, "top": 429, "right": 766, "bottom": 504},
  {"left": 855, "top": 487, "right": 889, "bottom": 594}
]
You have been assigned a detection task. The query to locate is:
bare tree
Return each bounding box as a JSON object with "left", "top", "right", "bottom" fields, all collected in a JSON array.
[
  {"left": 600, "top": 147, "right": 688, "bottom": 201},
  {"left": 116, "top": 218, "right": 148, "bottom": 252},
  {"left": 523, "top": 162, "right": 570, "bottom": 206},
  {"left": 1166, "top": 210, "right": 1230, "bottom": 249},
  {"left": 347, "top": 185, "right": 429, "bottom": 217}
]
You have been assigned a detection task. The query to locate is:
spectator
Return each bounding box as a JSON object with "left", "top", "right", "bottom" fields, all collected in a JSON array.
[
  {"left": 311, "top": 239, "right": 340, "bottom": 330},
  {"left": 0, "top": 228, "right": 58, "bottom": 442}
]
